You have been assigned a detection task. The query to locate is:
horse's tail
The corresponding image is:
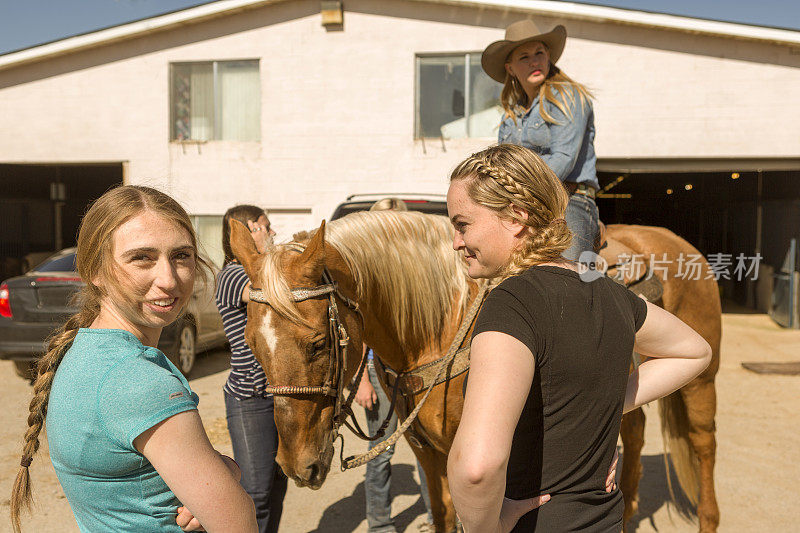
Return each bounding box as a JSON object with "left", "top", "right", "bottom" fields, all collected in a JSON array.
[{"left": 658, "top": 390, "right": 699, "bottom": 506}]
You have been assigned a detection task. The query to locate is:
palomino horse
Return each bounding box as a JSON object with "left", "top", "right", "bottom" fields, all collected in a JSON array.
[
  {"left": 229, "top": 212, "right": 720, "bottom": 533},
  {"left": 231, "top": 211, "right": 473, "bottom": 531}
]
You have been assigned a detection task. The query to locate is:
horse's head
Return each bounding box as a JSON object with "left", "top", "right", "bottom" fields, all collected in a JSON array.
[{"left": 229, "top": 220, "right": 363, "bottom": 488}]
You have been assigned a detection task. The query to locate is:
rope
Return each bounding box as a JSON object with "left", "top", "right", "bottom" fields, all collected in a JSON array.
[
  {"left": 290, "top": 284, "right": 337, "bottom": 302},
  {"left": 341, "top": 281, "right": 491, "bottom": 469},
  {"left": 264, "top": 385, "right": 337, "bottom": 396}
]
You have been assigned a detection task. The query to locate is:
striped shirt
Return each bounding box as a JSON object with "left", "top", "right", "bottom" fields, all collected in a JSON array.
[{"left": 215, "top": 263, "right": 269, "bottom": 399}]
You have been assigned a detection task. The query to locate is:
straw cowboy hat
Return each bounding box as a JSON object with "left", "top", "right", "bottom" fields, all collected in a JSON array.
[{"left": 481, "top": 20, "right": 567, "bottom": 83}]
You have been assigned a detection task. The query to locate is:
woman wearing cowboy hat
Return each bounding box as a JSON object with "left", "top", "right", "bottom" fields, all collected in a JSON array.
[{"left": 482, "top": 19, "right": 600, "bottom": 262}]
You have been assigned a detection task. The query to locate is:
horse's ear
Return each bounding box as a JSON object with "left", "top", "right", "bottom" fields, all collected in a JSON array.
[
  {"left": 298, "top": 220, "right": 326, "bottom": 281},
  {"left": 229, "top": 219, "right": 261, "bottom": 281}
]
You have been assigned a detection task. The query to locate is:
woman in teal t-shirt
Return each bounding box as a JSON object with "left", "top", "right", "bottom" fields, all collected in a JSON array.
[{"left": 10, "top": 186, "right": 257, "bottom": 533}]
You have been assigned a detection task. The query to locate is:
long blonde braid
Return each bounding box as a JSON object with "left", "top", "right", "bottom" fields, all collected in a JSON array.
[{"left": 10, "top": 295, "right": 99, "bottom": 533}]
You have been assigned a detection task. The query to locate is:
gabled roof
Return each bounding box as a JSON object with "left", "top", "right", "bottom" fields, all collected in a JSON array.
[
  {"left": 0, "top": 0, "right": 280, "bottom": 71},
  {"left": 2, "top": 0, "right": 799, "bottom": 72}
]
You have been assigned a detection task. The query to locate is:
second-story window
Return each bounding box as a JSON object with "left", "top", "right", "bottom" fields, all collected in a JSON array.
[
  {"left": 170, "top": 60, "right": 261, "bottom": 142},
  {"left": 415, "top": 53, "right": 502, "bottom": 139}
]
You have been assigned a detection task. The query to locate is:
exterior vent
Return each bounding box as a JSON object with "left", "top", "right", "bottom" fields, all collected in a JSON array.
[{"left": 321, "top": 1, "right": 343, "bottom": 27}]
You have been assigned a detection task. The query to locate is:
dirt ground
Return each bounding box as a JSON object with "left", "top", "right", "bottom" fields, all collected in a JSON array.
[{"left": 1, "top": 310, "right": 798, "bottom": 532}]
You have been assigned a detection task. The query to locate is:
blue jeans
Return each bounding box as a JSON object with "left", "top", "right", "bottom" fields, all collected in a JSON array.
[
  {"left": 563, "top": 193, "right": 600, "bottom": 262},
  {"left": 224, "top": 392, "right": 287, "bottom": 533},
  {"left": 364, "top": 361, "right": 433, "bottom": 532}
]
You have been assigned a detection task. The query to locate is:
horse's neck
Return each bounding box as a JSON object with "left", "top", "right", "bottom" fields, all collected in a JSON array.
[
  {"left": 319, "top": 247, "right": 397, "bottom": 370},
  {"left": 359, "top": 280, "right": 479, "bottom": 373},
  {"left": 360, "top": 312, "right": 410, "bottom": 371}
]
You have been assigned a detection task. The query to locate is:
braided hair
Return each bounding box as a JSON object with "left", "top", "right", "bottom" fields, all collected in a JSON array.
[
  {"left": 449, "top": 144, "right": 572, "bottom": 277},
  {"left": 10, "top": 185, "right": 208, "bottom": 533}
]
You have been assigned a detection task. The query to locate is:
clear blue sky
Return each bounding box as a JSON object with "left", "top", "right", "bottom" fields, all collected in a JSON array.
[{"left": 1, "top": 0, "right": 798, "bottom": 56}]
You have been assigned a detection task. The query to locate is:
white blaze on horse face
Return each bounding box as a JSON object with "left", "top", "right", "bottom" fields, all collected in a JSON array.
[{"left": 260, "top": 309, "right": 280, "bottom": 356}]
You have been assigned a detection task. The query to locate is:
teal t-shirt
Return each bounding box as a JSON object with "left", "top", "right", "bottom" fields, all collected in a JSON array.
[{"left": 46, "top": 328, "right": 200, "bottom": 532}]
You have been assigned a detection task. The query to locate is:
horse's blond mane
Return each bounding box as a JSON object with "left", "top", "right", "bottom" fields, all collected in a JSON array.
[
  {"left": 260, "top": 211, "right": 472, "bottom": 353},
  {"left": 327, "top": 211, "right": 471, "bottom": 352}
]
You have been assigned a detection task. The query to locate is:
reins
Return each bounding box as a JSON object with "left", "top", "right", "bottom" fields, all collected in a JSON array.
[
  {"left": 248, "top": 241, "right": 491, "bottom": 470},
  {"left": 340, "top": 280, "right": 490, "bottom": 469},
  {"left": 249, "top": 261, "right": 368, "bottom": 438}
]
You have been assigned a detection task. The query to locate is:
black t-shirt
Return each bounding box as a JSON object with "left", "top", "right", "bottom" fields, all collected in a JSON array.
[{"left": 472, "top": 265, "right": 647, "bottom": 532}]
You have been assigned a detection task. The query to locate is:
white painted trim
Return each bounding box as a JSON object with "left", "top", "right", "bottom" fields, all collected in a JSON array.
[
  {"left": 0, "top": 0, "right": 280, "bottom": 70},
  {"left": 431, "top": 0, "right": 800, "bottom": 45},
  {"left": 1, "top": 0, "right": 799, "bottom": 72}
]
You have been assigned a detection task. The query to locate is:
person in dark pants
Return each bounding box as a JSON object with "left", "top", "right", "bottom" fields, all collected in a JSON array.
[
  {"left": 216, "top": 204, "right": 287, "bottom": 533},
  {"left": 223, "top": 393, "right": 285, "bottom": 533}
]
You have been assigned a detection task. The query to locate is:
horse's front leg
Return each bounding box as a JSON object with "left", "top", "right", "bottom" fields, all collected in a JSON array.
[
  {"left": 680, "top": 378, "right": 719, "bottom": 533},
  {"left": 620, "top": 407, "right": 646, "bottom": 532},
  {"left": 410, "top": 443, "right": 458, "bottom": 533}
]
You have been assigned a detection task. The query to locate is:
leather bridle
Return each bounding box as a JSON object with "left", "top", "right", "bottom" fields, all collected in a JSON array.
[{"left": 248, "top": 257, "right": 369, "bottom": 436}]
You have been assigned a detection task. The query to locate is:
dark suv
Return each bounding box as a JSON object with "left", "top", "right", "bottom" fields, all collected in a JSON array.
[{"left": 330, "top": 193, "right": 448, "bottom": 220}]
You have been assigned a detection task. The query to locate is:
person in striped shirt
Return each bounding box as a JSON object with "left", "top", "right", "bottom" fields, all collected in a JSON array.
[{"left": 216, "top": 205, "right": 286, "bottom": 533}]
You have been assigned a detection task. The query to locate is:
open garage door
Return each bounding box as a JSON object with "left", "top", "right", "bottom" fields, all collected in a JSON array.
[
  {"left": 0, "top": 163, "right": 123, "bottom": 281},
  {"left": 595, "top": 159, "right": 800, "bottom": 316}
]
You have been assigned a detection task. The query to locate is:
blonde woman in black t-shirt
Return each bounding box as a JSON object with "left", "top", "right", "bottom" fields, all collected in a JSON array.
[{"left": 445, "top": 144, "right": 712, "bottom": 532}]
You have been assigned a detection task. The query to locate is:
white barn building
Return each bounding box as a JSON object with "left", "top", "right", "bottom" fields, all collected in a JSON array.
[{"left": 1, "top": 0, "right": 799, "bottom": 315}]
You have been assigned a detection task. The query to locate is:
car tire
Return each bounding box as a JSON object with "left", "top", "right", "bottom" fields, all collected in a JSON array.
[
  {"left": 170, "top": 322, "right": 197, "bottom": 376},
  {"left": 14, "top": 360, "right": 36, "bottom": 382}
]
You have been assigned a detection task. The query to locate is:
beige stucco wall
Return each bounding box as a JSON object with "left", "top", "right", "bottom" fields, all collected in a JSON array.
[{"left": 0, "top": 0, "right": 798, "bottom": 237}]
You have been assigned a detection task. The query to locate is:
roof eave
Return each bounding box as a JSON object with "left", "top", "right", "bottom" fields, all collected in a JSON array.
[
  {"left": 1, "top": 0, "right": 799, "bottom": 73},
  {"left": 0, "top": 0, "right": 281, "bottom": 72},
  {"left": 420, "top": 0, "right": 800, "bottom": 47}
]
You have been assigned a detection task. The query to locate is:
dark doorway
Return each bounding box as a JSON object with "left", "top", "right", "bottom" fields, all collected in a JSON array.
[
  {"left": 596, "top": 168, "right": 800, "bottom": 308},
  {"left": 0, "top": 163, "right": 122, "bottom": 280}
]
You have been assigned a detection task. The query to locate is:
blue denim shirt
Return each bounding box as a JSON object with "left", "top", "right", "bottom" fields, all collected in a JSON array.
[{"left": 498, "top": 88, "right": 599, "bottom": 190}]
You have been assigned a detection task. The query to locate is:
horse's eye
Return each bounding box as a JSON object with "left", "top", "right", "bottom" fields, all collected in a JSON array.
[{"left": 306, "top": 338, "right": 327, "bottom": 357}]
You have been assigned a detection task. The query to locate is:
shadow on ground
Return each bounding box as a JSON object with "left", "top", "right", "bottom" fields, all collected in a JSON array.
[
  {"left": 308, "top": 463, "right": 427, "bottom": 533},
  {"left": 623, "top": 452, "right": 697, "bottom": 532},
  {"left": 188, "top": 348, "right": 231, "bottom": 381}
]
